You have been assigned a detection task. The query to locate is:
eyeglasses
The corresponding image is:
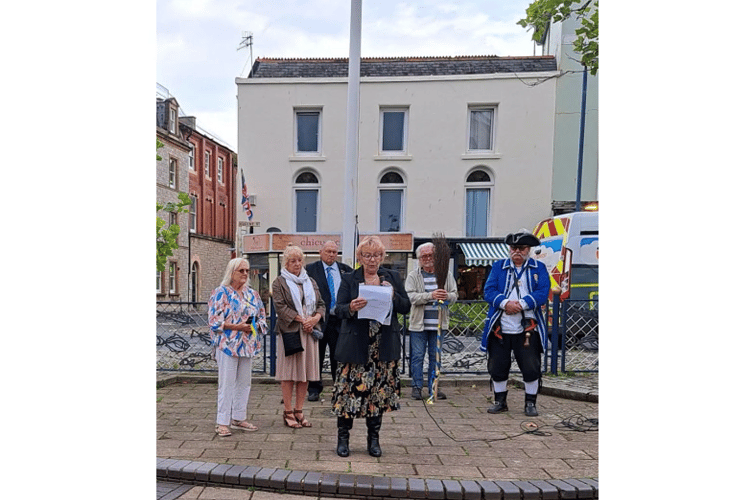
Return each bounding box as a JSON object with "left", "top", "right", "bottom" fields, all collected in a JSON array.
[
  {"left": 360, "top": 253, "right": 383, "bottom": 261},
  {"left": 237, "top": 268, "right": 250, "bottom": 273},
  {"left": 419, "top": 253, "right": 434, "bottom": 260},
  {"left": 510, "top": 246, "right": 530, "bottom": 252}
]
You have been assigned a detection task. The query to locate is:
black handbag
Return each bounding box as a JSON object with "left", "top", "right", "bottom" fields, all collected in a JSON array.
[{"left": 281, "top": 331, "right": 304, "bottom": 356}]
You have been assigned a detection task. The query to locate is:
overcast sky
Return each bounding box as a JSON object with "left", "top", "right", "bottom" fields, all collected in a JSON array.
[{"left": 157, "top": 0, "right": 538, "bottom": 151}]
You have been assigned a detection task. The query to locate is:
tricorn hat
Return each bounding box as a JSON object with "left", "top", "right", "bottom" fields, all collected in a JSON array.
[{"left": 504, "top": 230, "right": 540, "bottom": 247}]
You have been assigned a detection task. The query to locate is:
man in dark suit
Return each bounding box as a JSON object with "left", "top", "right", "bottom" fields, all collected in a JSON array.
[{"left": 305, "top": 240, "right": 353, "bottom": 401}]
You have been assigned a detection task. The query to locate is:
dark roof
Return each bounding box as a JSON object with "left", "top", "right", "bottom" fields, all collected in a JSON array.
[{"left": 250, "top": 55, "right": 557, "bottom": 78}]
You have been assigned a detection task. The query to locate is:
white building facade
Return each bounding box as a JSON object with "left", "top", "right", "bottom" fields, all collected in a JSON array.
[
  {"left": 236, "top": 56, "right": 559, "bottom": 244},
  {"left": 535, "top": 2, "right": 599, "bottom": 213}
]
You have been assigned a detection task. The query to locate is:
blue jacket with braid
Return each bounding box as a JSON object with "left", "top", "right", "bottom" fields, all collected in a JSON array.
[{"left": 480, "top": 257, "right": 550, "bottom": 352}]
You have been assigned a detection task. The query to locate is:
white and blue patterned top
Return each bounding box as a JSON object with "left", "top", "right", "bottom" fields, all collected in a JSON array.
[{"left": 208, "top": 284, "right": 267, "bottom": 357}]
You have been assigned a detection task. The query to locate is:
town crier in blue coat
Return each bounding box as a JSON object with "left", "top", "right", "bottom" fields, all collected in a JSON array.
[{"left": 480, "top": 230, "right": 550, "bottom": 417}]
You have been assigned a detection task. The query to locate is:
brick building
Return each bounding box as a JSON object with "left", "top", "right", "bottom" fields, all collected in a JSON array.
[
  {"left": 186, "top": 121, "right": 238, "bottom": 302},
  {"left": 156, "top": 87, "right": 238, "bottom": 303},
  {"left": 156, "top": 96, "right": 190, "bottom": 299}
]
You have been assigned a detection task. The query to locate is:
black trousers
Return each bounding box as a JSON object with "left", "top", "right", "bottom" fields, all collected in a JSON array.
[
  {"left": 487, "top": 330, "right": 543, "bottom": 383},
  {"left": 308, "top": 319, "right": 340, "bottom": 395}
]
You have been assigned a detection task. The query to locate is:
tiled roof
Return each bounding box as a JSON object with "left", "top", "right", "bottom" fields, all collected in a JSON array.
[{"left": 250, "top": 55, "right": 557, "bottom": 78}]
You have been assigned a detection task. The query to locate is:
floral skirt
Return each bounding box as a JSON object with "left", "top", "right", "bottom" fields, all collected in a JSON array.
[{"left": 331, "top": 321, "right": 401, "bottom": 418}]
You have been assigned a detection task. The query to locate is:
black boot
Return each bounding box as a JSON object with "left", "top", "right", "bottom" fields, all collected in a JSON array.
[
  {"left": 366, "top": 415, "right": 382, "bottom": 457},
  {"left": 524, "top": 393, "right": 539, "bottom": 417},
  {"left": 336, "top": 417, "right": 353, "bottom": 457},
  {"left": 487, "top": 391, "right": 508, "bottom": 414}
]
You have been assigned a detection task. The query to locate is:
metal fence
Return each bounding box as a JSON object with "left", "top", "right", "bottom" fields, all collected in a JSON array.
[
  {"left": 548, "top": 298, "right": 599, "bottom": 373},
  {"left": 157, "top": 298, "right": 598, "bottom": 375},
  {"left": 157, "top": 302, "right": 271, "bottom": 373}
]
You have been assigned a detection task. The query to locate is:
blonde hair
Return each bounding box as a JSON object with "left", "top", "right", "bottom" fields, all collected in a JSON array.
[
  {"left": 356, "top": 235, "right": 386, "bottom": 262},
  {"left": 220, "top": 258, "right": 250, "bottom": 287},
  {"left": 282, "top": 244, "right": 304, "bottom": 267}
]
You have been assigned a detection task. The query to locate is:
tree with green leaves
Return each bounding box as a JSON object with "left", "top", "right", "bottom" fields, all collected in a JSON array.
[
  {"left": 518, "top": 0, "right": 598, "bottom": 75},
  {"left": 157, "top": 137, "right": 192, "bottom": 272}
]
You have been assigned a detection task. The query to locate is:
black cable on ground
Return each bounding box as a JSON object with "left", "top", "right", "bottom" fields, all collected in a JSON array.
[{"left": 419, "top": 398, "right": 596, "bottom": 444}]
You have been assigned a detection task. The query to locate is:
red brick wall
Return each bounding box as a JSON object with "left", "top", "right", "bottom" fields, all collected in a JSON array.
[{"left": 188, "top": 133, "right": 236, "bottom": 242}]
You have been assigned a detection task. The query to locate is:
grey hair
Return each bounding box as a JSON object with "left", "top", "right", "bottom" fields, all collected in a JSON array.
[
  {"left": 282, "top": 244, "right": 305, "bottom": 267},
  {"left": 220, "top": 258, "right": 250, "bottom": 287},
  {"left": 416, "top": 242, "right": 434, "bottom": 259}
]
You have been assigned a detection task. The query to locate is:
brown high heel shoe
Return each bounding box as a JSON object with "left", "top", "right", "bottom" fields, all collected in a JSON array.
[
  {"left": 283, "top": 410, "right": 302, "bottom": 428},
  {"left": 293, "top": 409, "right": 312, "bottom": 427}
]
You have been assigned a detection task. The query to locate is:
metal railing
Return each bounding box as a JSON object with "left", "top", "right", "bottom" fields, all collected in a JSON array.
[
  {"left": 549, "top": 298, "right": 599, "bottom": 373},
  {"left": 157, "top": 302, "right": 270, "bottom": 373},
  {"left": 157, "top": 299, "right": 598, "bottom": 375}
]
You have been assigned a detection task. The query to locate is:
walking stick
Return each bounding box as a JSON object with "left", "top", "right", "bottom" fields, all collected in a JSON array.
[{"left": 427, "top": 234, "right": 450, "bottom": 405}]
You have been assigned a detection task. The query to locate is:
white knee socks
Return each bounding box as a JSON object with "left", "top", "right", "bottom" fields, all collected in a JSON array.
[
  {"left": 493, "top": 380, "right": 507, "bottom": 393},
  {"left": 524, "top": 379, "right": 539, "bottom": 395}
]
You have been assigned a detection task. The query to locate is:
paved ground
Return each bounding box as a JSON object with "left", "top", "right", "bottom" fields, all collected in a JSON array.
[{"left": 157, "top": 372, "right": 597, "bottom": 499}]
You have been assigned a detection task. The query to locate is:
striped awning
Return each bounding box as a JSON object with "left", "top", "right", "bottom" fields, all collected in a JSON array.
[{"left": 458, "top": 242, "right": 509, "bottom": 266}]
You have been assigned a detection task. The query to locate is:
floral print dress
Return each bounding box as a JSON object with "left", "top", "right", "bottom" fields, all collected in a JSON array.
[{"left": 331, "top": 320, "right": 401, "bottom": 418}]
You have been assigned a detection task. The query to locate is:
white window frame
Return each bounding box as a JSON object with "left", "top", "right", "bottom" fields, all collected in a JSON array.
[
  {"left": 204, "top": 150, "right": 211, "bottom": 179},
  {"left": 294, "top": 109, "right": 322, "bottom": 156},
  {"left": 377, "top": 169, "right": 406, "bottom": 232},
  {"left": 292, "top": 170, "right": 321, "bottom": 232},
  {"left": 168, "top": 157, "right": 177, "bottom": 188},
  {"left": 157, "top": 270, "right": 162, "bottom": 294},
  {"left": 169, "top": 262, "right": 177, "bottom": 294},
  {"left": 188, "top": 143, "right": 195, "bottom": 171},
  {"left": 467, "top": 105, "right": 497, "bottom": 152},
  {"left": 379, "top": 107, "right": 408, "bottom": 155},
  {"left": 169, "top": 107, "right": 177, "bottom": 134},
  {"left": 217, "top": 157, "right": 224, "bottom": 184},
  {"left": 189, "top": 195, "right": 197, "bottom": 233},
  {"left": 464, "top": 168, "right": 494, "bottom": 237}
]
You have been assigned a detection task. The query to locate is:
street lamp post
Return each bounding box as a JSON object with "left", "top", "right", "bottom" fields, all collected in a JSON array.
[{"left": 575, "top": 65, "right": 588, "bottom": 212}]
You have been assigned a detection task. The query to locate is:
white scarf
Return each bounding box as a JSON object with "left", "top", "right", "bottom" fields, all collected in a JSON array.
[{"left": 281, "top": 267, "right": 316, "bottom": 318}]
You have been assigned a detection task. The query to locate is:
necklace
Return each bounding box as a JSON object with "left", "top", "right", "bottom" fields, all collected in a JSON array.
[{"left": 364, "top": 275, "right": 380, "bottom": 285}]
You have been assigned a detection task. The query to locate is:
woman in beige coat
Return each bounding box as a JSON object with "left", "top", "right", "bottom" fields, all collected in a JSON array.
[{"left": 272, "top": 245, "right": 326, "bottom": 428}]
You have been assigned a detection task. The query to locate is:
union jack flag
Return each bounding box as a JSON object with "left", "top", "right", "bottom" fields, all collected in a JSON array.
[{"left": 241, "top": 170, "right": 253, "bottom": 221}]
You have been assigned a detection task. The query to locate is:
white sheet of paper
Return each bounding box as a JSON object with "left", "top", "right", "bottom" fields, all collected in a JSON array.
[{"left": 358, "top": 284, "right": 393, "bottom": 324}]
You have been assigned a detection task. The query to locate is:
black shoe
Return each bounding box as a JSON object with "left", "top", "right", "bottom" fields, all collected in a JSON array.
[
  {"left": 524, "top": 393, "right": 538, "bottom": 417},
  {"left": 436, "top": 391, "right": 447, "bottom": 400},
  {"left": 411, "top": 387, "right": 423, "bottom": 400},
  {"left": 487, "top": 391, "right": 508, "bottom": 414},
  {"left": 307, "top": 392, "right": 320, "bottom": 402}
]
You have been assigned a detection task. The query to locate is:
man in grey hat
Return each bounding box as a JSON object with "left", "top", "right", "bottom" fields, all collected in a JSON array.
[{"left": 480, "top": 230, "right": 550, "bottom": 416}]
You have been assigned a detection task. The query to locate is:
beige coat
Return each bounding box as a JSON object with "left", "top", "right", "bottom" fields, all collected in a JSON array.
[{"left": 405, "top": 268, "right": 458, "bottom": 331}]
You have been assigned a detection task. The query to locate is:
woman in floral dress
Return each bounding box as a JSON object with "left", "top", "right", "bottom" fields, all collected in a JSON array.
[
  {"left": 208, "top": 258, "right": 267, "bottom": 437},
  {"left": 332, "top": 236, "right": 410, "bottom": 457}
]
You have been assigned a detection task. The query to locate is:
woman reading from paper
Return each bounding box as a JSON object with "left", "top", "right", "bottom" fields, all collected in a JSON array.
[{"left": 331, "top": 235, "right": 410, "bottom": 458}]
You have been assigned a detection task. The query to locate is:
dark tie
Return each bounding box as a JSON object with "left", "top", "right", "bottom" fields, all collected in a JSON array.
[{"left": 326, "top": 266, "right": 336, "bottom": 310}]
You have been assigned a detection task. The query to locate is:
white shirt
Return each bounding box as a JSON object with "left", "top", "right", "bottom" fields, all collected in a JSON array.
[{"left": 500, "top": 266, "right": 530, "bottom": 335}]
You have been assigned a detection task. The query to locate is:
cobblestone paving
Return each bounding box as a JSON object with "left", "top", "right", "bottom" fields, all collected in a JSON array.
[{"left": 157, "top": 373, "right": 598, "bottom": 500}]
